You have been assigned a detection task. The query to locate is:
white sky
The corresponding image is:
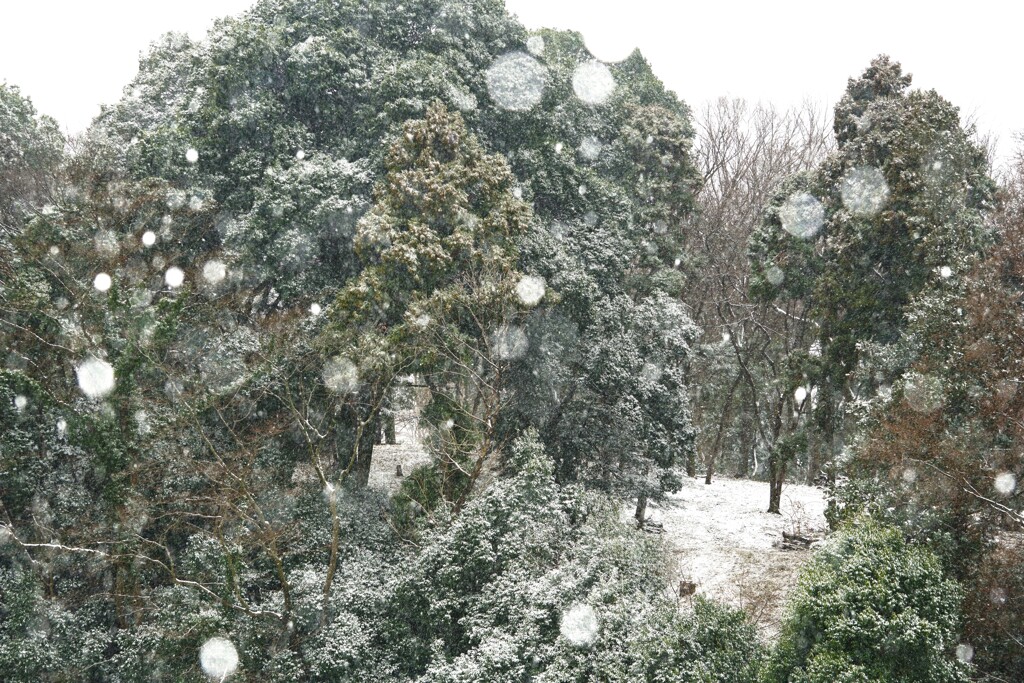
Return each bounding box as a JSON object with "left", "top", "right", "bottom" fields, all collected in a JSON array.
[{"left": 1, "top": 1, "right": 1020, "bottom": 163}]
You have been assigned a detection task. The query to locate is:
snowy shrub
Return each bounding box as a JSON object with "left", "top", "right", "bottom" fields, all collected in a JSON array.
[
  {"left": 764, "top": 518, "right": 970, "bottom": 683},
  {"left": 377, "top": 430, "right": 760, "bottom": 682}
]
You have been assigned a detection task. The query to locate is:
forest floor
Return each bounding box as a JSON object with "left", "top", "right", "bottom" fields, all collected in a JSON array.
[
  {"left": 368, "top": 415, "right": 828, "bottom": 639},
  {"left": 651, "top": 475, "right": 828, "bottom": 638}
]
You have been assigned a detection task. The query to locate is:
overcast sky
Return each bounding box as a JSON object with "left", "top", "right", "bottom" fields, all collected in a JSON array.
[{"left": 2, "top": 1, "right": 1020, "bottom": 164}]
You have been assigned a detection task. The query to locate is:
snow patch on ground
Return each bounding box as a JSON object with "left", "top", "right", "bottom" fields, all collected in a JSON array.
[
  {"left": 368, "top": 410, "right": 431, "bottom": 492},
  {"left": 369, "top": 422, "right": 827, "bottom": 638},
  {"left": 652, "top": 476, "right": 827, "bottom": 638}
]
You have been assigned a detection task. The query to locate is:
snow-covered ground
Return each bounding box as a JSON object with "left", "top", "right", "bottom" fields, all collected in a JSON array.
[
  {"left": 369, "top": 421, "right": 827, "bottom": 638},
  {"left": 367, "top": 410, "right": 432, "bottom": 492},
  {"left": 651, "top": 475, "right": 827, "bottom": 637}
]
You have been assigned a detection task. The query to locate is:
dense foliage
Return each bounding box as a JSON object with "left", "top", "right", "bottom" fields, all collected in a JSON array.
[
  {"left": 765, "top": 519, "right": 969, "bottom": 683},
  {"left": 2, "top": 0, "right": 1022, "bottom": 680}
]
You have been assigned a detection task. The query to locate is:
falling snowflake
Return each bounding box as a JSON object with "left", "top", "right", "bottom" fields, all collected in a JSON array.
[
  {"left": 186, "top": 148, "right": 199, "bottom": 164},
  {"left": 323, "top": 356, "right": 359, "bottom": 393},
  {"left": 841, "top": 166, "right": 889, "bottom": 217},
  {"left": 640, "top": 362, "right": 662, "bottom": 383},
  {"left": 94, "top": 230, "right": 119, "bottom": 257},
  {"left": 579, "top": 136, "right": 602, "bottom": 161},
  {"left": 93, "top": 273, "right": 112, "bottom": 292},
  {"left": 310, "top": 303, "right": 322, "bottom": 316},
  {"left": 14, "top": 395, "right": 27, "bottom": 411},
  {"left": 446, "top": 83, "right": 477, "bottom": 112},
  {"left": 76, "top": 357, "right": 116, "bottom": 399},
  {"left": 135, "top": 409, "right": 151, "bottom": 436},
  {"left": 572, "top": 60, "right": 616, "bottom": 105},
  {"left": 994, "top": 472, "right": 1016, "bottom": 496},
  {"left": 202, "top": 260, "right": 227, "bottom": 285},
  {"left": 295, "top": 149, "right": 305, "bottom": 160},
  {"left": 142, "top": 231, "right": 157, "bottom": 247},
  {"left": 485, "top": 52, "right": 547, "bottom": 111},
  {"left": 165, "top": 267, "right": 185, "bottom": 288},
  {"left": 939, "top": 265, "right": 952, "bottom": 279},
  {"left": 560, "top": 603, "right": 600, "bottom": 646},
  {"left": 199, "top": 636, "right": 239, "bottom": 680},
  {"left": 516, "top": 275, "right": 546, "bottom": 306},
  {"left": 492, "top": 325, "right": 529, "bottom": 360},
  {"left": 903, "top": 372, "right": 944, "bottom": 413},
  {"left": 779, "top": 192, "right": 824, "bottom": 238}
]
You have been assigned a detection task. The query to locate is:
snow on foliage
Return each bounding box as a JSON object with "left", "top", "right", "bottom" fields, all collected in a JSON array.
[{"left": 485, "top": 51, "right": 547, "bottom": 111}]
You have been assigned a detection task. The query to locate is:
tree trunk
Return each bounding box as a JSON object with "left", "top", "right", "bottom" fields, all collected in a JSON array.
[
  {"left": 736, "top": 396, "right": 753, "bottom": 478},
  {"left": 348, "top": 404, "right": 380, "bottom": 488},
  {"left": 804, "top": 423, "right": 819, "bottom": 485},
  {"left": 706, "top": 372, "right": 742, "bottom": 485},
  {"left": 686, "top": 451, "right": 697, "bottom": 478},
  {"left": 767, "top": 454, "right": 785, "bottom": 514},
  {"left": 634, "top": 493, "right": 648, "bottom": 527}
]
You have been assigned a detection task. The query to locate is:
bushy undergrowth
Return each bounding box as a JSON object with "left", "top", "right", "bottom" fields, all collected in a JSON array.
[{"left": 764, "top": 517, "right": 969, "bottom": 683}]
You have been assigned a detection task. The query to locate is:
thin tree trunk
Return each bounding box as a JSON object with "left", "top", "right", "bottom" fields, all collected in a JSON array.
[
  {"left": 634, "top": 493, "right": 648, "bottom": 528},
  {"left": 706, "top": 372, "right": 742, "bottom": 485},
  {"left": 768, "top": 455, "right": 785, "bottom": 514}
]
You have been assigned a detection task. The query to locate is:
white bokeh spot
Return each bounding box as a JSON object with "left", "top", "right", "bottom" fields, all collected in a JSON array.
[
  {"left": 492, "top": 325, "right": 528, "bottom": 360},
  {"left": 323, "top": 356, "right": 359, "bottom": 394},
  {"left": 485, "top": 51, "right": 547, "bottom": 112},
  {"left": 779, "top": 192, "right": 824, "bottom": 238},
  {"left": 202, "top": 260, "right": 227, "bottom": 285},
  {"left": 76, "top": 357, "right": 116, "bottom": 399},
  {"left": 572, "top": 60, "right": 616, "bottom": 106},
  {"left": 994, "top": 472, "right": 1016, "bottom": 496},
  {"left": 199, "top": 636, "right": 239, "bottom": 681},
  {"left": 165, "top": 267, "right": 185, "bottom": 288},
  {"left": 516, "top": 275, "right": 546, "bottom": 306},
  {"left": 560, "top": 603, "right": 600, "bottom": 646},
  {"left": 841, "top": 166, "right": 889, "bottom": 217},
  {"left": 579, "top": 136, "right": 602, "bottom": 162}
]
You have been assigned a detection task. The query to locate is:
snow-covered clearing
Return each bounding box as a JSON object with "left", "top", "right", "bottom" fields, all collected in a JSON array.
[
  {"left": 651, "top": 476, "right": 827, "bottom": 637},
  {"left": 369, "top": 420, "right": 827, "bottom": 638}
]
